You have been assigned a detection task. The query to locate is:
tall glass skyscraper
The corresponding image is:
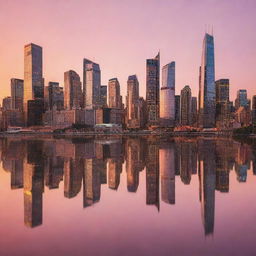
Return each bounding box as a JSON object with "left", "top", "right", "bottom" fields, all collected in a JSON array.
[
  {"left": 83, "top": 58, "right": 101, "bottom": 109},
  {"left": 160, "top": 62, "right": 175, "bottom": 124},
  {"left": 146, "top": 52, "right": 160, "bottom": 126},
  {"left": 24, "top": 43, "right": 44, "bottom": 126},
  {"left": 198, "top": 33, "right": 215, "bottom": 128}
]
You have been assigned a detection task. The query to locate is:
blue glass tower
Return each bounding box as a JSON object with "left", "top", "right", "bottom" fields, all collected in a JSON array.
[{"left": 199, "top": 33, "right": 215, "bottom": 128}]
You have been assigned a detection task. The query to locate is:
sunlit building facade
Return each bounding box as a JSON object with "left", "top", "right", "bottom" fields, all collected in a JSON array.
[
  {"left": 146, "top": 53, "right": 160, "bottom": 126},
  {"left": 83, "top": 59, "right": 101, "bottom": 109},
  {"left": 64, "top": 70, "right": 83, "bottom": 110},
  {"left": 11, "top": 78, "right": 24, "bottom": 111},
  {"left": 24, "top": 43, "right": 44, "bottom": 125},
  {"left": 198, "top": 33, "right": 215, "bottom": 128},
  {"left": 108, "top": 78, "right": 122, "bottom": 109},
  {"left": 160, "top": 62, "right": 175, "bottom": 125},
  {"left": 180, "top": 85, "right": 192, "bottom": 126}
]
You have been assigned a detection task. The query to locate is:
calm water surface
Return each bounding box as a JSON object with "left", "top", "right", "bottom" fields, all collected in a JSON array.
[{"left": 0, "top": 136, "right": 256, "bottom": 256}]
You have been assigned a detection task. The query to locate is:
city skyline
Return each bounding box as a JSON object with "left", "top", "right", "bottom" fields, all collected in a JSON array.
[{"left": 1, "top": 0, "right": 256, "bottom": 103}]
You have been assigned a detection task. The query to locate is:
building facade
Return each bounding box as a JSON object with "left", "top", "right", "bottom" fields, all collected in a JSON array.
[
  {"left": 146, "top": 53, "right": 160, "bottom": 126},
  {"left": 108, "top": 78, "right": 122, "bottom": 109},
  {"left": 198, "top": 33, "right": 215, "bottom": 128},
  {"left": 160, "top": 62, "right": 175, "bottom": 126},
  {"left": 180, "top": 85, "right": 192, "bottom": 126},
  {"left": 83, "top": 59, "right": 101, "bottom": 109},
  {"left": 11, "top": 78, "right": 24, "bottom": 111},
  {"left": 215, "top": 79, "right": 230, "bottom": 128},
  {"left": 24, "top": 43, "right": 44, "bottom": 125},
  {"left": 64, "top": 70, "right": 83, "bottom": 110}
]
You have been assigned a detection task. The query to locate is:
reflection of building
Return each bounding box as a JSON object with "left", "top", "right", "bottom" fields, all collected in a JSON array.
[
  {"left": 198, "top": 140, "right": 216, "bottom": 236},
  {"left": 198, "top": 34, "right": 215, "bottom": 128},
  {"left": 126, "top": 139, "right": 144, "bottom": 192},
  {"left": 180, "top": 141, "right": 197, "bottom": 184},
  {"left": 24, "top": 141, "right": 44, "bottom": 228},
  {"left": 159, "top": 144, "right": 175, "bottom": 204},
  {"left": 146, "top": 141, "right": 159, "bottom": 210},
  {"left": 64, "top": 158, "right": 82, "bottom": 198},
  {"left": 146, "top": 53, "right": 160, "bottom": 126},
  {"left": 108, "top": 159, "right": 122, "bottom": 190},
  {"left": 83, "top": 158, "right": 101, "bottom": 207}
]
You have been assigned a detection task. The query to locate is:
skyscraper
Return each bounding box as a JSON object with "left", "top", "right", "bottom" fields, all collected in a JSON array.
[
  {"left": 180, "top": 85, "right": 192, "bottom": 126},
  {"left": 11, "top": 78, "right": 24, "bottom": 111},
  {"left": 100, "top": 85, "right": 107, "bottom": 107},
  {"left": 47, "top": 82, "right": 64, "bottom": 110},
  {"left": 235, "top": 89, "right": 249, "bottom": 109},
  {"left": 108, "top": 78, "right": 122, "bottom": 109},
  {"left": 127, "top": 75, "right": 140, "bottom": 128},
  {"left": 24, "top": 43, "right": 44, "bottom": 125},
  {"left": 175, "top": 95, "right": 180, "bottom": 125},
  {"left": 83, "top": 58, "right": 101, "bottom": 109},
  {"left": 160, "top": 62, "right": 175, "bottom": 125},
  {"left": 146, "top": 52, "right": 160, "bottom": 126},
  {"left": 64, "top": 70, "right": 83, "bottom": 110},
  {"left": 198, "top": 33, "right": 215, "bottom": 128},
  {"left": 215, "top": 79, "right": 230, "bottom": 128},
  {"left": 191, "top": 97, "right": 197, "bottom": 126},
  {"left": 252, "top": 95, "right": 256, "bottom": 124}
]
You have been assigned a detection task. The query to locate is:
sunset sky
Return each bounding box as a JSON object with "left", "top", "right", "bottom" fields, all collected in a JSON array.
[{"left": 0, "top": 0, "right": 255, "bottom": 102}]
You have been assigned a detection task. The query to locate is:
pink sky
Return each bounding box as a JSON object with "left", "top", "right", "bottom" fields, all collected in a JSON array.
[{"left": 0, "top": 0, "right": 255, "bottom": 103}]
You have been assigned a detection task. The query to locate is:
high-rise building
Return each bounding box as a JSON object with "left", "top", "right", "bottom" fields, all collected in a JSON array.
[
  {"left": 180, "top": 85, "right": 192, "bottom": 126},
  {"left": 160, "top": 62, "right": 175, "bottom": 125},
  {"left": 175, "top": 95, "right": 180, "bottom": 125},
  {"left": 235, "top": 89, "right": 249, "bottom": 109},
  {"left": 198, "top": 33, "right": 215, "bottom": 128},
  {"left": 2, "top": 97, "right": 12, "bottom": 110},
  {"left": 126, "top": 75, "right": 140, "bottom": 128},
  {"left": 11, "top": 78, "right": 24, "bottom": 111},
  {"left": 108, "top": 78, "right": 122, "bottom": 109},
  {"left": 100, "top": 85, "right": 107, "bottom": 107},
  {"left": 191, "top": 97, "right": 197, "bottom": 126},
  {"left": 47, "top": 82, "right": 64, "bottom": 110},
  {"left": 83, "top": 58, "right": 101, "bottom": 109},
  {"left": 24, "top": 43, "right": 44, "bottom": 125},
  {"left": 252, "top": 95, "right": 256, "bottom": 124},
  {"left": 215, "top": 79, "right": 230, "bottom": 128},
  {"left": 64, "top": 70, "right": 83, "bottom": 110},
  {"left": 146, "top": 53, "right": 160, "bottom": 126}
]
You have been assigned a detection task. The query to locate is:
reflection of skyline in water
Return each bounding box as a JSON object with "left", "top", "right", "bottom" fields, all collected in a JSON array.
[{"left": 0, "top": 137, "right": 255, "bottom": 234}]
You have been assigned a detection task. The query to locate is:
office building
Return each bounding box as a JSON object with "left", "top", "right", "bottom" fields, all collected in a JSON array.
[
  {"left": 180, "top": 85, "right": 192, "bottom": 126},
  {"left": 198, "top": 33, "right": 215, "bottom": 128},
  {"left": 83, "top": 59, "right": 101, "bottom": 108},
  {"left": 108, "top": 78, "right": 122, "bottom": 109},
  {"left": 146, "top": 53, "right": 160, "bottom": 126},
  {"left": 64, "top": 70, "right": 83, "bottom": 110},
  {"left": 11, "top": 78, "right": 24, "bottom": 111}
]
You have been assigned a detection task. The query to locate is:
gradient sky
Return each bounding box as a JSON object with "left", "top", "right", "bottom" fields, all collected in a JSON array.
[{"left": 0, "top": 0, "right": 256, "bottom": 103}]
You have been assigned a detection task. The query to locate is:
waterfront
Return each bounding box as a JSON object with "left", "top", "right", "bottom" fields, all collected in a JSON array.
[{"left": 0, "top": 136, "right": 256, "bottom": 256}]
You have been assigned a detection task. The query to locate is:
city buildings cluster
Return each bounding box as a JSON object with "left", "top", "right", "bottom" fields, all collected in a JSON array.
[{"left": 1, "top": 33, "right": 255, "bottom": 131}]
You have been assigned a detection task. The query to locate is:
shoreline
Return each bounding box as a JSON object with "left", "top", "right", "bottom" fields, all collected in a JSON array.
[{"left": 0, "top": 130, "right": 254, "bottom": 138}]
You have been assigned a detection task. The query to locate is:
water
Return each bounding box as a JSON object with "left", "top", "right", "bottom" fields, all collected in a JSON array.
[{"left": 0, "top": 136, "right": 256, "bottom": 256}]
